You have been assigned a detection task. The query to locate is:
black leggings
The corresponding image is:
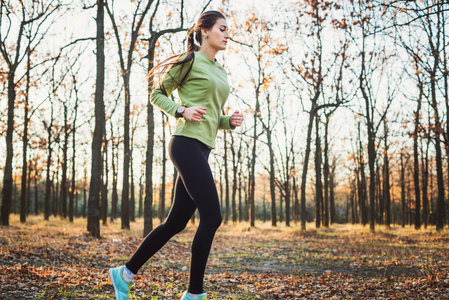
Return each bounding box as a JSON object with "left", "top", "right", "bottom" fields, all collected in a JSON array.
[{"left": 126, "top": 135, "right": 222, "bottom": 294}]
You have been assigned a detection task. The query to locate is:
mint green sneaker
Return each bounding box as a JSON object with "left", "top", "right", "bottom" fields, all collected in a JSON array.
[
  {"left": 181, "top": 291, "right": 207, "bottom": 300},
  {"left": 109, "top": 266, "right": 133, "bottom": 300}
]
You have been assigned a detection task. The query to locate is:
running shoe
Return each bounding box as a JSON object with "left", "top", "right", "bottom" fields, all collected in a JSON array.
[
  {"left": 109, "top": 266, "right": 133, "bottom": 300},
  {"left": 180, "top": 291, "right": 207, "bottom": 299}
]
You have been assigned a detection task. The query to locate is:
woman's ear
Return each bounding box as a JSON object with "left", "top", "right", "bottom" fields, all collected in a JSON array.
[{"left": 201, "top": 28, "right": 209, "bottom": 39}]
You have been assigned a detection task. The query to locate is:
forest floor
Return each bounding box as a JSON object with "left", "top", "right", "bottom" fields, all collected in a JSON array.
[{"left": 1, "top": 215, "right": 449, "bottom": 299}]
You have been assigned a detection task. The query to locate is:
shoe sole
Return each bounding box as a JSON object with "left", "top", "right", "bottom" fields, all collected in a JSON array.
[{"left": 109, "top": 268, "right": 120, "bottom": 300}]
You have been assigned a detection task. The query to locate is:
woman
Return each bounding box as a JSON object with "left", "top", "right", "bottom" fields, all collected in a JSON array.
[{"left": 109, "top": 10, "right": 244, "bottom": 300}]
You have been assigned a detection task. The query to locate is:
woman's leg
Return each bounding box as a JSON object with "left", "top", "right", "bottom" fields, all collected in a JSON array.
[
  {"left": 125, "top": 135, "right": 222, "bottom": 294},
  {"left": 125, "top": 165, "right": 197, "bottom": 274},
  {"left": 168, "top": 136, "right": 223, "bottom": 294}
]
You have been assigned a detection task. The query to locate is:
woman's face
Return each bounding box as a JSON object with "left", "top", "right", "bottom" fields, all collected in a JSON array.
[{"left": 203, "top": 18, "right": 230, "bottom": 51}]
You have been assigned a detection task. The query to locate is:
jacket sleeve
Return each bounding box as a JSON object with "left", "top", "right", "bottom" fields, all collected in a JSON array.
[
  {"left": 150, "top": 59, "right": 192, "bottom": 117},
  {"left": 218, "top": 115, "right": 236, "bottom": 130}
]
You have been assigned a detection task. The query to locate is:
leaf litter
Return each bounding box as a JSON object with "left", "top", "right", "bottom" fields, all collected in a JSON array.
[{"left": 1, "top": 216, "right": 448, "bottom": 299}]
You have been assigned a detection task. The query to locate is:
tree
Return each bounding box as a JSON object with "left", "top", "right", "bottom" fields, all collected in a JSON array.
[
  {"left": 69, "top": 70, "right": 81, "bottom": 222},
  {"left": 348, "top": 0, "right": 396, "bottom": 232},
  {"left": 314, "top": 115, "right": 323, "bottom": 228},
  {"left": 142, "top": 0, "right": 210, "bottom": 235},
  {"left": 223, "top": 130, "right": 230, "bottom": 223},
  {"left": 0, "top": 0, "right": 61, "bottom": 225},
  {"left": 230, "top": 10, "right": 286, "bottom": 227},
  {"left": 286, "top": 1, "right": 345, "bottom": 230},
  {"left": 386, "top": 0, "right": 449, "bottom": 230},
  {"left": 356, "top": 121, "right": 368, "bottom": 226},
  {"left": 159, "top": 112, "right": 167, "bottom": 223},
  {"left": 276, "top": 106, "right": 297, "bottom": 227},
  {"left": 87, "top": 0, "right": 105, "bottom": 238},
  {"left": 20, "top": 43, "right": 32, "bottom": 223},
  {"left": 382, "top": 118, "right": 392, "bottom": 227},
  {"left": 42, "top": 97, "right": 54, "bottom": 221},
  {"left": 105, "top": 0, "right": 153, "bottom": 230},
  {"left": 229, "top": 131, "right": 243, "bottom": 223}
]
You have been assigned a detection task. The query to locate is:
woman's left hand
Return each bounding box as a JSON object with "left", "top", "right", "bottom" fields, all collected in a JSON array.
[{"left": 230, "top": 110, "right": 244, "bottom": 127}]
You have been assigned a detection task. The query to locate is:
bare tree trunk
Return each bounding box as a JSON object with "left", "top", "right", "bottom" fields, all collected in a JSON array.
[
  {"left": 330, "top": 160, "right": 336, "bottom": 224},
  {"left": 285, "top": 178, "right": 291, "bottom": 227},
  {"left": 54, "top": 161, "right": 59, "bottom": 217},
  {"left": 430, "top": 65, "right": 445, "bottom": 231},
  {"left": 130, "top": 116, "right": 137, "bottom": 223},
  {"left": 44, "top": 102, "right": 54, "bottom": 221},
  {"left": 351, "top": 178, "right": 356, "bottom": 224},
  {"left": 130, "top": 155, "right": 135, "bottom": 222},
  {"left": 121, "top": 73, "right": 131, "bottom": 229},
  {"left": 159, "top": 113, "right": 167, "bottom": 223},
  {"left": 224, "top": 131, "right": 230, "bottom": 224},
  {"left": 279, "top": 191, "right": 283, "bottom": 223},
  {"left": 292, "top": 141, "right": 299, "bottom": 223},
  {"left": 283, "top": 126, "right": 291, "bottom": 227},
  {"left": 230, "top": 132, "right": 239, "bottom": 223},
  {"left": 111, "top": 123, "right": 118, "bottom": 222},
  {"left": 26, "top": 160, "right": 31, "bottom": 216},
  {"left": 315, "top": 116, "right": 323, "bottom": 228},
  {"left": 292, "top": 154, "right": 299, "bottom": 224},
  {"left": 413, "top": 82, "right": 422, "bottom": 230},
  {"left": 59, "top": 104, "right": 69, "bottom": 219},
  {"left": 422, "top": 138, "right": 430, "bottom": 228},
  {"left": 357, "top": 122, "right": 368, "bottom": 226},
  {"left": 362, "top": 73, "right": 376, "bottom": 233},
  {"left": 238, "top": 164, "right": 243, "bottom": 222},
  {"left": 249, "top": 106, "right": 258, "bottom": 227},
  {"left": 144, "top": 36, "right": 155, "bottom": 236},
  {"left": 262, "top": 185, "right": 267, "bottom": 223},
  {"left": 400, "top": 150, "right": 406, "bottom": 228},
  {"left": 83, "top": 170, "right": 87, "bottom": 218},
  {"left": 323, "top": 115, "right": 330, "bottom": 227},
  {"left": 138, "top": 173, "right": 143, "bottom": 218},
  {"left": 69, "top": 78, "right": 79, "bottom": 222},
  {"left": 75, "top": 192, "right": 79, "bottom": 218},
  {"left": 34, "top": 163, "right": 39, "bottom": 215},
  {"left": 1, "top": 4, "right": 20, "bottom": 224},
  {"left": 267, "top": 130, "right": 276, "bottom": 226},
  {"left": 87, "top": 0, "right": 105, "bottom": 238},
  {"left": 20, "top": 47, "right": 31, "bottom": 223},
  {"left": 300, "top": 108, "right": 316, "bottom": 231},
  {"left": 375, "top": 156, "right": 381, "bottom": 225},
  {"left": 245, "top": 152, "right": 250, "bottom": 222},
  {"left": 101, "top": 132, "right": 108, "bottom": 225},
  {"left": 1, "top": 71, "right": 15, "bottom": 226},
  {"left": 383, "top": 120, "right": 391, "bottom": 228},
  {"left": 443, "top": 6, "right": 449, "bottom": 231}
]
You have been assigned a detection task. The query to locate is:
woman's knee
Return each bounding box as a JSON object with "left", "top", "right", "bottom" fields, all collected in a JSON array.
[
  {"left": 204, "top": 213, "right": 222, "bottom": 231},
  {"left": 162, "top": 217, "right": 190, "bottom": 235},
  {"left": 214, "top": 215, "right": 223, "bottom": 230}
]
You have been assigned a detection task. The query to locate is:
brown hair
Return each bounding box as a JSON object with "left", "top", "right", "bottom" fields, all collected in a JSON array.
[{"left": 148, "top": 10, "right": 226, "bottom": 94}]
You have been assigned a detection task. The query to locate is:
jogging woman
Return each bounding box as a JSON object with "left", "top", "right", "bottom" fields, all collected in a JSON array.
[{"left": 109, "top": 10, "right": 244, "bottom": 300}]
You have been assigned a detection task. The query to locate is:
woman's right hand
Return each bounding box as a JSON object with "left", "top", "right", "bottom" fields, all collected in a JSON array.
[{"left": 182, "top": 106, "right": 207, "bottom": 122}]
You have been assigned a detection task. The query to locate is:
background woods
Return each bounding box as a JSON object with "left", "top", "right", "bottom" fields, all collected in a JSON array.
[{"left": 1, "top": 0, "right": 449, "bottom": 236}]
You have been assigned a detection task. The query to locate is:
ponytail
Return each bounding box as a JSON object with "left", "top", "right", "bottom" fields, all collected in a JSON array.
[{"left": 186, "top": 24, "right": 201, "bottom": 52}]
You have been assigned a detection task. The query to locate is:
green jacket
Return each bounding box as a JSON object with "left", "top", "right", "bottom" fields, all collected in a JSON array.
[{"left": 150, "top": 51, "right": 234, "bottom": 149}]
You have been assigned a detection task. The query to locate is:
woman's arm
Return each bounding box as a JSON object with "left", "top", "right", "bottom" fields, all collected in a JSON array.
[{"left": 150, "top": 61, "right": 192, "bottom": 117}]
